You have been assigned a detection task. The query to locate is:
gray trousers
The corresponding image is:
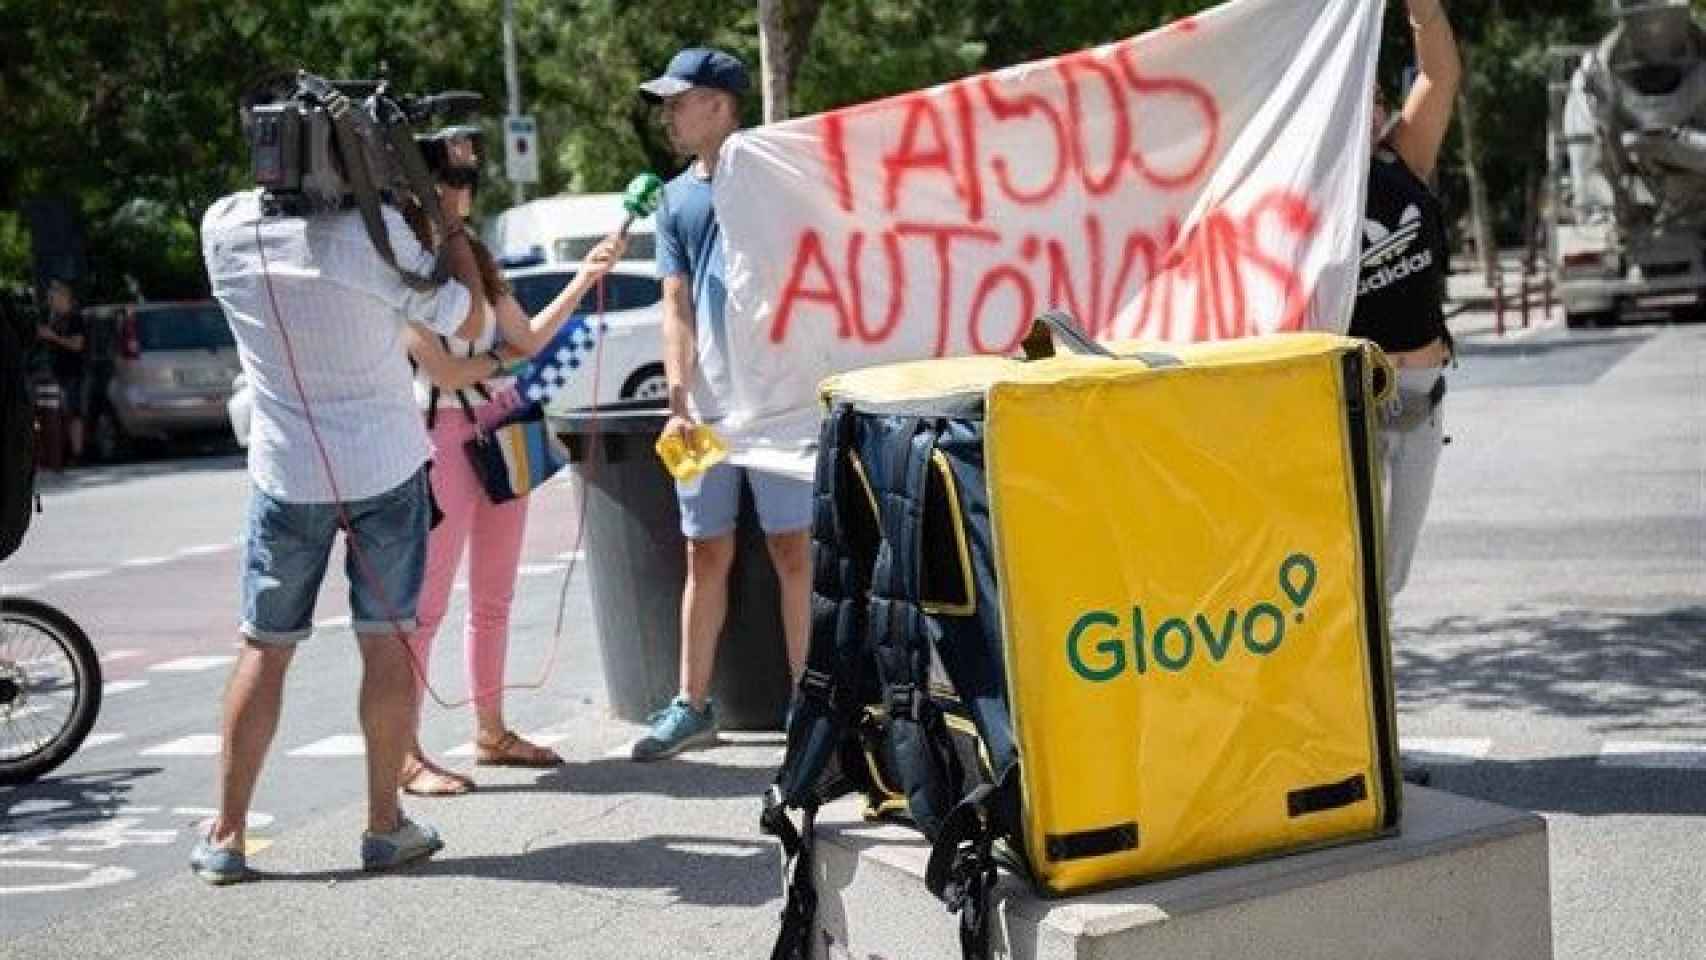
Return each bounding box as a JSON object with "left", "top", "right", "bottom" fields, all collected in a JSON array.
[{"left": 1378, "top": 367, "right": 1446, "bottom": 600}]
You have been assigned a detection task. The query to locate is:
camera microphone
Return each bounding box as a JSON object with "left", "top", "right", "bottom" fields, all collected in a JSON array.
[{"left": 407, "top": 91, "right": 484, "bottom": 121}]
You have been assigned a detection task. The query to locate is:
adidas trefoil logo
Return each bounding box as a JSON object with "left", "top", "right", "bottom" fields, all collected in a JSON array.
[{"left": 1361, "top": 204, "right": 1422, "bottom": 269}]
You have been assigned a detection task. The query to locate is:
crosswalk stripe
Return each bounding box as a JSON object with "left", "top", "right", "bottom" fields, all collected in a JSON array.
[
  {"left": 140, "top": 735, "right": 223, "bottom": 756},
  {"left": 102, "top": 681, "right": 147, "bottom": 696},
  {"left": 1598, "top": 741, "right": 1706, "bottom": 770},
  {"left": 1400, "top": 737, "right": 1492, "bottom": 763},
  {"left": 517, "top": 563, "right": 569, "bottom": 577},
  {"left": 288, "top": 735, "right": 367, "bottom": 758},
  {"left": 46, "top": 569, "right": 109, "bottom": 583},
  {"left": 148, "top": 656, "right": 236, "bottom": 673}
]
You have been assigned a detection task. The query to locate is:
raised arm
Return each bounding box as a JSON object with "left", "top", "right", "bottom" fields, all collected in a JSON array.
[
  {"left": 1389, "top": 0, "right": 1462, "bottom": 182},
  {"left": 490, "top": 234, "right": 628, "bottom": 355}
]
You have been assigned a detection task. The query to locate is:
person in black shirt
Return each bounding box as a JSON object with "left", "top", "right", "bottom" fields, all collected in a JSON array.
[
  {"left": 36, "top": 279, "right": 88, "bottom": 465},
  {"left": 1350, "top": 0, "right": 1461, "bottom": 600}
]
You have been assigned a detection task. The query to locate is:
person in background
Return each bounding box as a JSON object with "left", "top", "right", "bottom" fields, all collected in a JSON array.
[
  {"left": 36, "top": 279, "right": 88, "bottom": 466},
  {"left": 397, "top": 130, "right": 627, "bottom": 795},
  {"left": 627, "top": 47, "right": 813, "bottom": 761},
  {"left": 1353, "top": 0, "right": 1461, "bottom": 601}
]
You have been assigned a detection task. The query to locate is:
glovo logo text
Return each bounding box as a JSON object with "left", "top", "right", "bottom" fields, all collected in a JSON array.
[{"left": 1067, "top": 554, "right": 1318, "bottom": 682}]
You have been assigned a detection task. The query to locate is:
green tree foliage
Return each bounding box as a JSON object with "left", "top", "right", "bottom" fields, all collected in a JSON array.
[{"left": 0, "top": 0, "right": 1623, "bottom": 299}]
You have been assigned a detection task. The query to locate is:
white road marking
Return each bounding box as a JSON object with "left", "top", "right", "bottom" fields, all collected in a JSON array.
[
  {"left": 1598, "top": 741, "right": 1706, "bottom": 770},
  {"left": 147, "top": 656, "right": 235, "bottom": 673},
  {"left": 288, "top": 735, "right": 366, "bottom": 758},
  {"left": 45, "top": 569, "right": 108, "bottom": 583},
  {"left": 140, "top": 735, "right": 223, "bottom": 756},
  {"left": 2, "top": 583, "right": 42, "bottom": 594},
  {"left": 100, "top": 650, "right": 144, "bottom": 663},
  {"left": 172, "top": 808, "right": 274, "bottom": 829},
  {"left": 120, "top": 557, "right": 172, "bottom": 568},
  {"left": 80, "top": 733, "right": 127, "bottom": 749},
  {"left": 313, "top": 615, "right": 351, "bottom": 630},
  {"left": 177, "top": 544, "right": 233, "bottom": 558},
  {"left": 1400, "top": 737, "right": 1492, "bottom": 763},
  {"left": 517, "top": 563, "right": 568, "bottom": 577},
  {"left": 0, "top": 860, "right": 136, "bottom": 896},
  {"left": 101, "top": 681, "right": 147, "bottom": 697}
]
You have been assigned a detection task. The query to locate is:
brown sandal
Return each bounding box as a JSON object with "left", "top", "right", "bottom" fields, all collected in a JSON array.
[
  {"left": 475, "top": 730, "right": 562, "bottom": 768},
  {"left": 401, "top": 754, "right": 475, "bottom": 797}
]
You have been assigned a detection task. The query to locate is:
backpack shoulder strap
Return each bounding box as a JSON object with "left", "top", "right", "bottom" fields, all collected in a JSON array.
[
  {"left": 764, "top": 403, "right": 878, "bottom": 960},
  {"left": 867, "top": 417, "right": 966, "bottom": 841}
]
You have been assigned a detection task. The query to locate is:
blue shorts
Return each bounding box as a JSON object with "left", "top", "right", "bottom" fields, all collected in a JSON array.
[
  {"left": 240, "top": 466, "right": 432, "bottom": 645},
  {"left": 676, "top": 463, "right": 812, "bottom": 540}
]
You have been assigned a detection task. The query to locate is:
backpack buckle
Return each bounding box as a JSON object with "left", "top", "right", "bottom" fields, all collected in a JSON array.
[{"left": 886, "top": 683, "right": 923, "bottom": 721}]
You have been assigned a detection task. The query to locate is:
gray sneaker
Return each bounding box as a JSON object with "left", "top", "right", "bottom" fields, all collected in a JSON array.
[
  {"left": 190, "top": 836, "right": 251, "bottom": 886},
  {"left": 360, "top": 815, "right": 443, "bottom": 872},
  {"left": 631, "top": 696, "right": 718, "bottom": 761}
]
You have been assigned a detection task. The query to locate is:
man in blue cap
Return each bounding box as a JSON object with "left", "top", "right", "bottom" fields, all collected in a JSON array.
[{"left": 631, "top": 48, "right": 813, "bottom": 761}]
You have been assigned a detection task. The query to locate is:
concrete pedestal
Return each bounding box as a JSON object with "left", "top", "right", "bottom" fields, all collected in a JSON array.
[{"left": 810, "top": 785, "right": 1552, "bottom": 960}]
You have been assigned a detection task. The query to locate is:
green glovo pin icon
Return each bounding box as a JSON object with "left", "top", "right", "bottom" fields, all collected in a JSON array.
[{"left": 1280, "top": 553, "right": 1317, "bottom": 624}]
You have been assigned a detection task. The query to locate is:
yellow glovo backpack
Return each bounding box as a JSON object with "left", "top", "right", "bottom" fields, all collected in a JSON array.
[{"left": 763, "top": 311, "right": 1403, "bottom": 960}]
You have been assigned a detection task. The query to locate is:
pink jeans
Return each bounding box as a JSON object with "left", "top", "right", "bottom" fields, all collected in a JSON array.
[{"left": 412, "top": 388, "right": 528, "bottom": 711}]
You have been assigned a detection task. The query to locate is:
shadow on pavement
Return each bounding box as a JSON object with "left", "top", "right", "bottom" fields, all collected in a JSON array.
[
  {"left": 254, "top": 834, "right": 776, "bottom": 908},
  {"left": 1419, "top": 755, "right": 1706, "bottom": 818},
  {"left": 473, "top": 754, "right": 775, "bottom": 801},
  {"left": 0, "top": 766, "right": 166, "bottom": 830},
  {"left": 1393, "top": 606, "right": 1706, "bottom": 732}
]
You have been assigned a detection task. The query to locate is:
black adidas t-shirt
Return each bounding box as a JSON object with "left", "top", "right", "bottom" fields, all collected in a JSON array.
[{"left": 1349, "top": 148, "right": 1450, "bottom": 353}]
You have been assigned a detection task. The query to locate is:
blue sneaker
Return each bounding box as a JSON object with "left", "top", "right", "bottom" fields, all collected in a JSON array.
[
  {"left": 190, "top": 836, "right": 251, "bottom": 886},
  {"left": 360, "top": 815, "right": 444, "bottom": 872},
  {"left": 631, "top": 696, "right": 718, "bottom": 761}
]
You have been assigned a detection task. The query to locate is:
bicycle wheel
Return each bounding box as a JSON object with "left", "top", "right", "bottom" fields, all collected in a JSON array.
[{"left": 0, "top": 596, "right": 102, "bottom": 785}]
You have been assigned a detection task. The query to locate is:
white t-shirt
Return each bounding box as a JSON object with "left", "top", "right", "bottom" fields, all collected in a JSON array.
[
  {"left": 202, "top": 190, "right": 471, "bottom": 502},
  {"left": 411, "top": 299, "right": 516, "bottom": 411}
]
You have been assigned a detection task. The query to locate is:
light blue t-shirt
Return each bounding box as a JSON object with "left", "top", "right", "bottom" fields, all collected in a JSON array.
[{"left": 655, "top": 166, "right": 731, "bottom": 421}]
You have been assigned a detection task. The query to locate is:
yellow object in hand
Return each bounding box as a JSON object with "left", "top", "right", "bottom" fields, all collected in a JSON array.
[{"left": 654, "top": 424, "right": 728, "bottom": 487}]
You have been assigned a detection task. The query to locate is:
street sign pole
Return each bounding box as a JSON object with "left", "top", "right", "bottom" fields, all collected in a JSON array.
[{"left": 503, "top": 0, "right": 525, "bottom": 204}]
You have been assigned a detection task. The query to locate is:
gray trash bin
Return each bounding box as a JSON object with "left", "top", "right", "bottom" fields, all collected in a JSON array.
[{"left": 552, "top": 402, "right": 793, "bottom": 731}]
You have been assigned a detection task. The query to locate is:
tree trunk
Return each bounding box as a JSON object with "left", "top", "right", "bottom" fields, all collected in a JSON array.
[
  {"left": 1457, "top": 50, "right": 1500, "bottom": 288},
  {"left": 758, "top": 0, "right": 827, "bottom": 125}
]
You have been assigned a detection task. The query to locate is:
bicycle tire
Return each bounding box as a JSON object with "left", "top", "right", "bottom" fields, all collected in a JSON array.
[{"left": 0, "top": 596, "right": 102, "bottom": 785}]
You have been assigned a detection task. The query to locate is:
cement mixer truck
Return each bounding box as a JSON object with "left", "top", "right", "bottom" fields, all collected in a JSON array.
[{"left": 1548, "top": 0, "right": 1706, "bottom": 326}]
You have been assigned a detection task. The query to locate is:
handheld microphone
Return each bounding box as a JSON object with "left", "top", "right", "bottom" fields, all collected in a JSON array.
[{"left": 619, "top": 173, "right": 665, "bottom": 237}]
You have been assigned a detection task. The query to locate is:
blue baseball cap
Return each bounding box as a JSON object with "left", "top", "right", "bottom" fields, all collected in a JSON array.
[{"left": 639, "top": 47, "right": 750, "bottom": 103}]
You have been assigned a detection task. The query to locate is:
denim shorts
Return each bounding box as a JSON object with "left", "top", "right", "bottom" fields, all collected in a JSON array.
[
  {"left": 240, "top": 465, "right": 432, "bottom": 645},
  {"left": 676, "top": 463, "right": 812, "bottom": 540}
]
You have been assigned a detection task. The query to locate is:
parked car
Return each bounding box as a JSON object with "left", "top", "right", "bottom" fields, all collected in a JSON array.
[
  {"left": 504, "top": 258, "right": 667, "bottom": 409},
  {"left": 83, "top": 300, "right": 243, "bottom": 460}
]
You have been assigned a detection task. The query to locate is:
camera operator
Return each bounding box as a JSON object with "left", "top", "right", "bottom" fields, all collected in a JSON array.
[{"left": 190, "top": 75, "right": 491, "bottom": 885}]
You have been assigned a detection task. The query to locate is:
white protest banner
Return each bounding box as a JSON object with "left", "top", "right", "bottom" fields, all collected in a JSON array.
[{"left": 712, "top": 0, "right": 1384, "bottom": 477}]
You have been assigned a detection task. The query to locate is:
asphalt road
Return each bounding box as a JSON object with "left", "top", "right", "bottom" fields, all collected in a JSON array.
[{"left": 2, "top": 317, "right": 1702, "bottom": 959}]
